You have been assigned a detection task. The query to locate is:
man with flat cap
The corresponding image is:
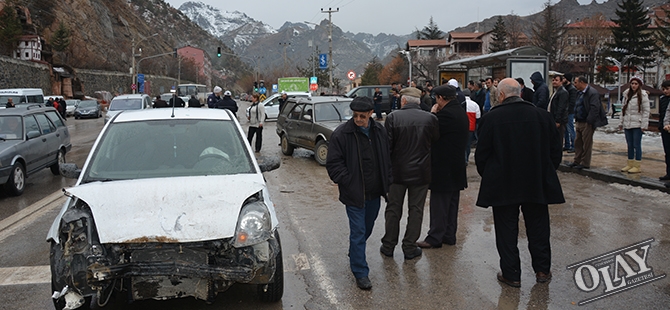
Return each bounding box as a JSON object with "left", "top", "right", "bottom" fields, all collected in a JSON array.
[
  {"left": 418, "top": 84, "right": 469, "bottom": 249},
  {"left": 326, "top": 96, "right": 392, "bottom": 290},
  {"left": 380, "top": 87, "right": 439, "bottom": 260}
]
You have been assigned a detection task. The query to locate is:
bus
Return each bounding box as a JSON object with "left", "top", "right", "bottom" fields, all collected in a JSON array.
[{"left": 177, "top": 84, "right": 208, "bottom": 106}]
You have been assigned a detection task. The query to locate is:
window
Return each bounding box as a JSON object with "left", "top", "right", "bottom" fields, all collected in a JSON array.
[
  {"left": 353, "top": 88, "right": 368, "bottom": 98},
  {"left": 302, "top": 104, "right": 313, "bottom": 121},
  {"left": 0, "top": 116, "right": 23, "bottom": 140},
  {"left": 25, "top": 52, "right": 29, "bottom": 58},
  {"left": 289, "top": 104, "right": 304, "bottom": 120},
  {"left": 24, "top": 115, "right": 40, "bottom": 136},
  {"left": 45, "top": 111, "right": 65, "bottom": 127},
  {"left": 34, "top": 114, "right": 56, "bottom": 134}
]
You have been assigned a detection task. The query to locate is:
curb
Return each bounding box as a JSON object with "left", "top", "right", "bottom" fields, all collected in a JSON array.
[
  {"left": 0, "top": 190, "right": 65, "bottom": 234},
  {"left": 558, "top": 164, "right": 670, "bottom": 194}
]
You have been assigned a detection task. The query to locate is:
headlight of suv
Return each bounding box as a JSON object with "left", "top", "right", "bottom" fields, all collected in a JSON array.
[{"left": 232, "top": 200, "right": 271, "bottom": 248}]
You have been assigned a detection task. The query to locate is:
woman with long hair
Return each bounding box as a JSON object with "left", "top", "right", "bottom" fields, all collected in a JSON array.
[
  {"left": 247, "top": 93, "right": 265, "bottom": 153},
  {"left": 619, "top": 76, "right": 650, "bottom": 173}
]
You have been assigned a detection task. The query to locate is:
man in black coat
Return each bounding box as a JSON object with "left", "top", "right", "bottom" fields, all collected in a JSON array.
[
  {"left": 530, "top": 71, "right": 549, "bottom": 110},
  {"left": 380, "top": 87, "right": 439, "bottom": 260},
  {"left": 570, "top": 76, "right": 608, "bottom": 169},
  {"left": 217, "top": 91, "right": 239, "bottom": 118},
  {"left": 169, "top": 95, "right": 185, "bottom": 107},
  {"left": 515, "top": 77, "right": 534, "bottom": 103},
  {"left": 154, "top": 95, "right": 168, "bottom": 108},
  {"left": 326, "top": 97, "right": 392, "bottom": 290},
  {"left": 562, "top": 73, "right": 578, "bottom": 152},
  {"left": 475, "top": 78, "right": 564, "bottom": 288},
  {"left": 188, "top": 95, "right": 201, "bottom": 108},
  {"left": 549, "top": 75, "right": 569, "bottom": 147},
  {"left": 416, "top": 84, "right": 469, "bottom": 249}
]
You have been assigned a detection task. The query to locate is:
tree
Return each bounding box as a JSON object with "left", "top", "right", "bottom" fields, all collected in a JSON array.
[
  {"left": 416, "top": 17, "right": 444, "bottom": 40},
  {"left": 489, "top": 16, "right": 508, "bottom": 53},
  {"left": 569, "top": 13, "right": 612, "bottom": 81},
  {"left": 530, "top": 1, "right": 567, "bottom": 68},
  {"left": 506, "top": 13, "right": 524, "bottom": 49},
  {"left": 361, "top": 57, "right": 383, "bottom": 85},
  {"left": 379, "top": 55, "right": 407, "bottom": 85},
  {"left": 0, "top": 3, "right": 22, "bottom": 57},
  {"left": 296, "top": 46, "right": 338, "bottom": 89},
  {"left": 606, "top": 0, "right": 655, "bottom": 81},
  {"left": 52, "top": 22, "right": 71, "bottom": 63}
]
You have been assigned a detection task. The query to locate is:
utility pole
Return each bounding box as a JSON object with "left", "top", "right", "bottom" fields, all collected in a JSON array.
[
  {"left": 279, "top": 42, "right": 291, "bottom": 76},
  {"left": 321, "top": 7, "right": 338, "bottom": 94}
]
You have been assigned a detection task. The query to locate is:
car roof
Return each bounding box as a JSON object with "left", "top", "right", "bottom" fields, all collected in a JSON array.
[
  {"left": 0, "top": 105, "right": 57, "bottom": 116},
  {"left": 111, "top": 107, "right": 234, "bottom": 123},
  {"left": 292, "top": 96, "right": 352, "bottom": 104},
  {"left": 112, "top": 94, "right": 149, "bottom": 100}
]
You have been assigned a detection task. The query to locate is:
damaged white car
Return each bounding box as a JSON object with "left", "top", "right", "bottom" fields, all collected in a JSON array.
[{"left": 47, "top": 108, "right": 283, "bottom": 309}]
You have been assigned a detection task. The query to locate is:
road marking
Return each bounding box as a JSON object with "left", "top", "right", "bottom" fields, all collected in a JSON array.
[
  {"left": 0, "top": 190, "right": 66, "bottom": 243},
  {"left": 0, "top": 266, "right": 50, "bottom": 286},
  {"left": 292, "top": 253, "right": 311, "bottom": 270}
]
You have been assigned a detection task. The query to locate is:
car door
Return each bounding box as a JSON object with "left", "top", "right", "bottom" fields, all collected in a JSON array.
[
  {"left": 20, "top": 115, "right": 47, "bottom": 173},
  {"left": 284, "top": 103, "right": 304, "bottom": 145},
  {"left": 45, "top": 110, "right": 70, "bottom": 146},
  {"left": 34, "top": 113, "right": 60, "bottom": 167},
  {"left": 295, "top": 103, "right": 315, "bottom": 149}
]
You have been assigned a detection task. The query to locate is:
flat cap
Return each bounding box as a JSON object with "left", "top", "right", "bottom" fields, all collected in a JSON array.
[
  {"left": 350, "top": 96, "right": 374, "bottom": 111},
  {"left": 433, "top": 84, "right": 457, "bottom": 98},
  {"left": 400, "top": 87, "right": 422, "bottom": 98}
]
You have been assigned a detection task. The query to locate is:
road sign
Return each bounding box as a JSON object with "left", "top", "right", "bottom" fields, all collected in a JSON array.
[
  {"left": 131, "top": 84, "right": 137, "bottom": 90},
  {"left": 319, "top": 54, "right": 328, "bottom": 69},
  {"left": 137, "top": 73, "right": 145, "bottom": 83},
  {"left": 272, "top": 84, "right": 278, "bottom": 92},
  {"left": 259, "top": 87, "right": 267, "bottom": 95},
  {"left": 310, "top": 76, "right": 318, "bottom": 84},
  {"left": 310, "top": 83, "right": 318, "bottom": 91},
  {"left": 347, "top": 70, "right": 356, "bottom": 81}
]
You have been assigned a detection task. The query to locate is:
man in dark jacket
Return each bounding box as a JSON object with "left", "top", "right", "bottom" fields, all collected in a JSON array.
[
  {"left": 549, "top": 75, "right": 569, "bottom": 146},
  {"left": 516, "top": 77, "right": 535, "bottom": 102},
  {"left": 188, "top": 95, "right": 201, "bottom": 108},
  {"left": 475, "top": 78, "right": 564, "bottom": 288},
  {"left": 381, "top": 87, "right": 439, "bottom": 260},
  {"left": 657, "top": 80, "right": 670, "bottom": 181},
  {"left": 217, "top": 90, "right": 239, "bottom": 118},
  {"left": 154, "top": 95, "right": 168, "bottom": 108},
  {"left": 169, "top": 95, "right": 185, "bottom": 107},
  {"left": 207, "top": 86, "right": 223, "bottom": 108},
  {"left": 530, "top": 71, "right": 549, "bottom": 110},
  {"left": 417, "top": 84, "right": 468, "bottom": 248},
  {"left": 326, "top": 97, "right": 392, "bottom": 290},
  {"left": 471, "top": 81, "right": 486, "bottom": 114},
  {"left": 570, "top": 76, "right": 608, "bottom": 169},
  {"left": 562, "top": 73, "right": 578, "bottom": 153}
]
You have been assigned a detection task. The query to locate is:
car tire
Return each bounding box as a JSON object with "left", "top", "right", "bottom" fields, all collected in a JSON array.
[
  {"left": 280, "top": 135, "right": 294, "bottom": 156},
  {"left": 257, "top": 232, "right": 283, "bottom": 302},
  {"left": 50, "top": 149, "right": 65, "bottom": 175},
  {"left": 75, "top": 116, "right": 79, "bottom": 119},
  {"left": 5, "top": 162, "right": 25, "bottom": 196},
  {"left": 314, "top": 140, "right": 328, "bottom": 166}
]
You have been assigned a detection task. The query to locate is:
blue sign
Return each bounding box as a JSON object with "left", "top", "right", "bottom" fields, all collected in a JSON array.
[
  {"left": 139, "top": 83, "right": 144, "bottom": 93},
  {"left": 137, "top": 73, "right": 145, "bottom": 83},
  {"left": 319, "top": 54, "right": 328, "bottom": 69},
  {"left": 259, "top": 87, "right": 267, "bottom": 95},
  {"left": 272, "top": 84, "right": 278, "bottom": 92},
  {"left": 310, "top": 76, "right": 318, "bottom": 84}
]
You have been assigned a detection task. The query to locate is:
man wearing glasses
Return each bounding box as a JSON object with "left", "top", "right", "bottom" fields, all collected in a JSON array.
[{"left": 326, "top": 97, "right": 392, "bottom": 290}]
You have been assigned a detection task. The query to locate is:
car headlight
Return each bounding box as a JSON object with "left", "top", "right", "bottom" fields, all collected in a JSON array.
[{"left": 232, "top": 201, "right": 271, "bottom": 248}]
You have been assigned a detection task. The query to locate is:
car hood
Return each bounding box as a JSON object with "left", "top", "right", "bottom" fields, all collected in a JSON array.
[
  {"left": 0, "top": 140, "right": 21, "bottom": 153},
  {"left": 317, "top": 120, "right": 345, "bottom": 132},
  {"left": 65, "top": 174, "right": 267, "bottom": 244}
]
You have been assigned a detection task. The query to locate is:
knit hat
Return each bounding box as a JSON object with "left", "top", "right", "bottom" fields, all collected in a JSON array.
[
  {"left": 629, "top": 76, "right": 644, "bottom": 85},
  {"left": 213, "top": 86, "right": 222, "bottom": 93}
]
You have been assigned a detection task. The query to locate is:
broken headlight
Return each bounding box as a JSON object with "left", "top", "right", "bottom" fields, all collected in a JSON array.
[{"left": 232, "top": 201, "right": 271, "bottom": 248}]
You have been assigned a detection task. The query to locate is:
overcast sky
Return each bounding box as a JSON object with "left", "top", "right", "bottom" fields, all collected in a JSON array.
[{"left": 165, "top": 0, "right": 601, "bottom": 35}]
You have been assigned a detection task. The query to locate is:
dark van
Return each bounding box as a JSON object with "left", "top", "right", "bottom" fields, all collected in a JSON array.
[{"left": 345, "top": 85, "right": 392, "bottom": 114}]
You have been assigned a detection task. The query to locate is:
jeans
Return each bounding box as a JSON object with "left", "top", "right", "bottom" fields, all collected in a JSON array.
[
  {"left": 624, "top": 128, "right": 643, "bottom": 160},
  {"left": 564, "top": 114, "right": 575, "bottom": 149},
  {"left": 247, "top": 126, "right": 263, "bottom": 152},
  {"left": 346, "top": 197, "right": 381, "bottom": 279},
  {"left": 465, "top": 131, "right": 475, "bottom": 163}
]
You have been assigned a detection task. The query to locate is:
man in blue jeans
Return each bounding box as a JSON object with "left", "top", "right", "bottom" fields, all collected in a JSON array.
[
  {"left": 326, "top": 97, "right": 392, "bottom": 290},
  {"left": 562, "top": 73, "right": 577, "bottom": 152}
]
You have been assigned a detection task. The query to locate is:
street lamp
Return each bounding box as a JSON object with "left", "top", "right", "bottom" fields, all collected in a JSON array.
[
  {"left": 606, "top": 54, "right": 638, "bottom": 106},
  {"left": 399, "top": 50, "right": 412, "bottom": 86},
  {"left": 131, "top": 33, "right": 158, "bottom": 94}
]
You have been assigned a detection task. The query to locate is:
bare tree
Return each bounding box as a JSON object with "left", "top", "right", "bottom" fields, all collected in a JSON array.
[
  {"left": 531, "top": 1, "right": 568, "bottom": 68},
  {"left": 506, "top": 13, "right": 524, "bottom": 49},
  {"left": 569, "top": 13, "right": 612, "bottom": 81}
]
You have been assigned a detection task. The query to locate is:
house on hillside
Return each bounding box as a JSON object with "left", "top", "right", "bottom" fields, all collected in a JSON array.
[
  {"left": 177, "top": 45, "right": 212, "bottom": 89},
  {"left": 14, "top": 35, "right": 42, "bottom": 62}
]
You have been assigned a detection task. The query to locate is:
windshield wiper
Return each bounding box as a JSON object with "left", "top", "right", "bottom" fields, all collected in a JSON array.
[
  {"left": 331, "top": 103, "right": 342, "bottom": 122},
  {"left": 0, "top": 137, "right": 5, "bottom": 141}
]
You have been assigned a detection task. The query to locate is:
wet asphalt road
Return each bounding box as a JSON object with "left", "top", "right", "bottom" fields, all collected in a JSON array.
[{"left": 0, "top": 102, "right": 669, "bottom": 309}]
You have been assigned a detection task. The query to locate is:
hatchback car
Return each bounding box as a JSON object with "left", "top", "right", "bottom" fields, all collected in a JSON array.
[
  {"left": 48, "top": 108, "right": 283, "bottom": 309},
  {"left": 73, "top": 100, "right": 102, "bottom": 119},
  {"left": 104, "top": 94, "right": 151, "bottom": 123},
  {"left": 276, "top": 96, "right": 353, "bottom": 165},
  {"left": 0, "top": 105, "right": 71, "bottom": 195},
  {"left": 262, "top": 92, "right": 311, "bottom": 120}
]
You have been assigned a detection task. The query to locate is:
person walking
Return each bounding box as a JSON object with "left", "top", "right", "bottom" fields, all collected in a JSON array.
[
  {"left": 417, "top": 84, "right": 469, "bottom": 248},
  {"left": 659, "top": 80, "right": 670, "bottom": 183},
  {"left": 463, "top": 89, "right": 480, "bottom": 164},
  {"left": 530, "top": 71, "right": 549, "bottom": 110},
  {"left": 326, "top": 97, "right": 392, "bottom": 290},
  {"left": 562, "top": 73, "right": 578, "bottom": 153},
  {"left": 475, "top": 78, "right": 564, "bottom": 288},
  {"left": 618, "top": 76, "right": 650, "bottom": 174},
  {"left": 247, "top": 93, "right": 265, "bottom": 153},
  {"left": 380, "top": 87, "right": 439, "bottom": 260},
  {"left": 217, "top": 90, "right": 239, "bottom": 118},
  {"left": 188, "top": 95, "right": 201, "bottom": 108},
  {"left": 569, "top": 76, "right": 608, "bottom": 170},
  {"left": 207, "top": 86, "right": 223, "bottom": 108},
  {"left": 373, "top": 87, "right": 384, "bottom": 120},
  {"left": 154, "top": 95, "right": 168, "bottom": 108},
  {"left": 548, "top": 75, "right": 569, "bottom": 147}
]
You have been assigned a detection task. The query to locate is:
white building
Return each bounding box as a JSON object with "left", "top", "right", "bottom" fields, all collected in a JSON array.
[{"left": 14, "top": 35, "right": 42, "bottom": 61}]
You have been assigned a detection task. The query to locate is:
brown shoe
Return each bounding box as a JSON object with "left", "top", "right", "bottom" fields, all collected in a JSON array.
[
  {"left": 497, "top": 272, "right": 521, "bottom": 287},
  {"left": 417, "top": 241, "right": 442, "bottom": 249},
  {"left": 536, "top": 271, "right": 552, "bottom": 283}
]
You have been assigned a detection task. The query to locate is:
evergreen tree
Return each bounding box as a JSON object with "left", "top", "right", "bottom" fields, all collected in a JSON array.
[
  {"left": 0, "top": 3, "right": 22, "bottom": 56},
  {"left": 361, "top": 57, "right": 383, "bottom": 85},
  {"left": 489, "top": 16, "right": 508, "bottom": 53},
  {"left": 530, "top": 1, "right": 566, "bottom": 68},
  {"left": 416, "top": 17, "right": 444, "bottom": 40},
  {"left": 606, "top": 0, "right": 655, "bottom": 80},
  {"left": 52, "top": 22, "right": 71, "bottom": 53}
]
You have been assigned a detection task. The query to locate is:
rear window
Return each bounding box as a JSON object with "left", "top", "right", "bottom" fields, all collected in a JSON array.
[
  {"left": 0, "top": 116, "right": 23, "bottom": 140},
  {"left": 45, "top": 111, "right": 65, "bottom": 127},
  {"left": 109, "top": 98, "right": 142, "bottom": 111}
]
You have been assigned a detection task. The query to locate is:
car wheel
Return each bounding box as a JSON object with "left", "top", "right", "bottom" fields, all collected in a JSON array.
[
  {"left": 314, "top": 140, "right": 328, "bottom": 166},
  {"left": 75, "top": 116, "right": 79, "bottom": 119},
  {"left": 257, "top": 232, "right": 283, "bottom": 302},
  {"left": 280, "top": 135, "right": 294, "bottom": 156},
  {"left": 50, "top": 149, "right": 65, "bottom": 175},
  {"left": 5, "top": 162, "right": 25, "bottom": 196}
]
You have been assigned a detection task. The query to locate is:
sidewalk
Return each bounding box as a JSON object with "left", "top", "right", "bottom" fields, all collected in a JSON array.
[{"left": 560, "top": 117, "right": 670, "bottom": 193}]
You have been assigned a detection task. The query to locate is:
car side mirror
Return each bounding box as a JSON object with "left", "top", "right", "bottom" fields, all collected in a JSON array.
[
  {"left": 26, "top": 131, "right": 40, "bottom": 139},
  {"left": 59, "top": 163, "right": 81, "bottom": 179},
  {"left": 256, "top": 155, "right": 280, "bottom": 172},
  {"left": 303, "top": 114, "right": 312, "bottom": 121}
]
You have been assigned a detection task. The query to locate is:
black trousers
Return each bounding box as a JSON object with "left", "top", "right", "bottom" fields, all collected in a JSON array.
[
  {"left": 662, "top": 130, "right": 670, "bottom": 176},
  {"left": 492, "top": 203, "right": 551, "bottom": 282},
  {"left": 425, "top": 190, "right": 460, "bottom": 246},
  {"left": 381, "top": 183, "right": 429, "bottom": 253},
  {"left": 247, "top": 126, "right": 263, "bottom": 152}
]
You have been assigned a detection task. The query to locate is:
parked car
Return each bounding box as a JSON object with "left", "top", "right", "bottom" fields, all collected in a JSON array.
[
  {"left": 73, "top": 100, "right": 102, "bottom": 119},
  {"left": 276, "top": 96, "right": 353, "bottom": 165},
  {"left": 105, "top": 94, "right": 151, "bottom": 123},
  {"left": 65, "top": 99, "right": 80, "bottom": 116},
  {"left": 262, "top": 92, "right": 311, "bottom": 120},
  {"left": 0, "top": 106, "right": 71, "bottom": 196},
  {"left": 345, "top": 85, "right": 392, "bottom": 113},
  {"left": 48, "top": 108, "right": 283, "bottom": 309}
]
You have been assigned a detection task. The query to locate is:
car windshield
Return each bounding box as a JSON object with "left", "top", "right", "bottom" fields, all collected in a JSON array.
[
  {"left": 78, "top": 101, "right": 97, "bottom": 108},
  {"left": 109, "top": 99, "right": 142, "bottom": 111},
  {"left": 83, "top": 119, "right": 255, "bottom": 183},
  {"left": 314, "top": 101, "right": 353, "bottom": 122},
  {"left": 0, "top": 116, "right": 23, "bottom": 140}
]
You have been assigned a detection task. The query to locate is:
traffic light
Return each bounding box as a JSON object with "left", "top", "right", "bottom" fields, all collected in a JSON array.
[
  {"left": 173, "top": 48, "right": 177, "bottom": 58},
  {"left": 217, "top": 47, "right": 221, "bottom": 58},
  {"left": 259, "top": 80, "right": 264, "bottom": 88},
  {"left": 253, "top": 81, "right": 258, "bottom": 92}
]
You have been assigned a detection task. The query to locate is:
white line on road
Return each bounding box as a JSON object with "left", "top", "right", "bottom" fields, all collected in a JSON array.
[
  {"left": 0, "top": 190, "right": 65, "bottom": 243},
  {"left": 0, "top": 265, "right": 50, "bottom": 286}
]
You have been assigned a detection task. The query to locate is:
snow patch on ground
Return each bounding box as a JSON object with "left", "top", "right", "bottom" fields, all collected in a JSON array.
[{"left": 609, "top": 183, "right": 670, "bottom": 200}]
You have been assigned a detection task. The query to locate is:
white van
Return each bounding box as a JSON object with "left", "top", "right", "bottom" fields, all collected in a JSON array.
[{"left": 0, "top": 88, "right": 45, "bottom": 107}]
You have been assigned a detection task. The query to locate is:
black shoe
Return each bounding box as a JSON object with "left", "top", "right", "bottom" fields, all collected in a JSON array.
[
  {"left": 536, "top": 271, "right": 552, "bottom": 283},
  {"left": 574, "top": 165, "right": 589, "bottom": 170},
  {"left": 567, "top": 149, "right": 575, "bottom": 153},
  {"left": 567, "top": 162, "right": 578, "bottom": 168},
  {"left": 659, "top": 175, "right": 670, "bottom": 181},
  {"left": 417, "top": 241, "right": 442, "bottom": 249},
  {"left": 404, "top": 247, "right": 422, "bottom": 260},
  {"left": 497, "top": 272, "right": 521, "bottom": 288},
  {"left": 356, "top": 277, "right": 372, "bottom": 290},
  {"left": 563, "top": 147, "right": 570, "bottom": 151},
  {"left": 442, "top": 240, "right": 456, "bottom": 246},
  {"left": 379, "top": 245, "right": 393, "bottom": 257},
  {"left": 665, "top": 182, "right": 670, "bottom": 188}
]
